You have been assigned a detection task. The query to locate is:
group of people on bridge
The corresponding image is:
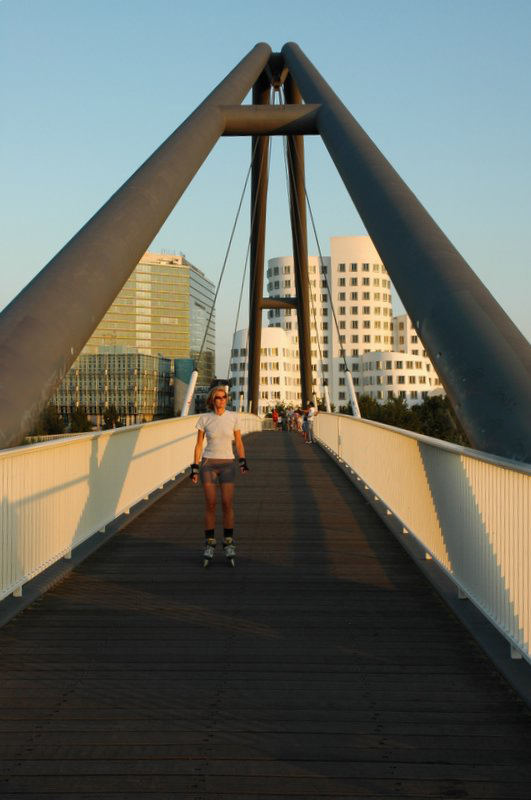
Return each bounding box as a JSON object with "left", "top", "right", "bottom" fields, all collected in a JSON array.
[{"left": 272, "top": 402, "right": 317, "bottom": 443}]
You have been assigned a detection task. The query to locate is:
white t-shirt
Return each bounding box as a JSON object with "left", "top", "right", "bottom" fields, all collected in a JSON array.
[
  {"left": 196, "top": 411, "right": 240, "bottom": 459},
  {"left": 307, "top": 407, "right": 316, "bottom": 421}
]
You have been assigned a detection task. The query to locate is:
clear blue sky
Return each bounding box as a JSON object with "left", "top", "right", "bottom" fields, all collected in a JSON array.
[{"left": 2, "top": 0, "right": 530, "bottom": 373}]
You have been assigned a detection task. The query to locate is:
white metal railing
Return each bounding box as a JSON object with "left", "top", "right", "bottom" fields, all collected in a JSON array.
[
  {"left": 0, "top": 413, "right": 263, "bottom": 600},
  {"left": 314, "top": 412, "right": 531, "bottom": 662}
]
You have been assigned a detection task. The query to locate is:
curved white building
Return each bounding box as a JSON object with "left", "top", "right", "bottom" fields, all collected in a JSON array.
[
  {"left": 228, "top": 327, "right": 303, "bottom": 415},
  {"left": 265, "top": 236, "right": 443, "bottom": 409}
]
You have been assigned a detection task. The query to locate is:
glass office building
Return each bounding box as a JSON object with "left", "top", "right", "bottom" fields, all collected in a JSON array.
[
  {"left": 54, "top": 351, "right": 172, "bottom": 426},
  {"left": 82, "top": 252, "right": 215, "bottom": 385}
]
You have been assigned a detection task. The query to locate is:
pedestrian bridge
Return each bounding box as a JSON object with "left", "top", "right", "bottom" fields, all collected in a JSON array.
[{"left": 1, "top": 415, "right": 530, "bottom": 797}]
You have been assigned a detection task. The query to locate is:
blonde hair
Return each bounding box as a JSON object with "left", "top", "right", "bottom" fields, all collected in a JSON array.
[{"left": 206, "top": 386, "right": 227, "bottom": 410}]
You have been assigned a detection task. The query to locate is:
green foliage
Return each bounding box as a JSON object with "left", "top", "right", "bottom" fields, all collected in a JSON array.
[
  {"left": 103, "top": 405, "right": 122, "bottom": 429},
  {"left": 410, "top": 396, "right": 469, "bottom": 445},
  {"left": 356, "top": 393, "right": 469, "bottom": 446},
  {"left": 70, "top": 406, "right": 92, "bottom": 432},
  {"left": 30, "top": 404, "right": 65, "bottom": 435}
]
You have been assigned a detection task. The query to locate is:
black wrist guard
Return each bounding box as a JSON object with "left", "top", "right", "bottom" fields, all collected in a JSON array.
[
  {"left": 239, "top": 458, "right": 249, "bottom": 472},
  {"left": 190, "top": 463, "right": 200, "bottom": 480}
]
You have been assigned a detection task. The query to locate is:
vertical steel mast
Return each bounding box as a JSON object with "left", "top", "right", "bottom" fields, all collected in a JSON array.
[
  {"left": 284, "top": 73, "right": 313, "bottom": 408},
  {"left": 247, "top": 71, "right": 271, "bottom": 414}
]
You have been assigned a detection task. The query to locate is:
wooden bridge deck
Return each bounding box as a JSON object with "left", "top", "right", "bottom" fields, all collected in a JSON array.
[{"left": 0, "top": 431, "right": 530, "bottom": 798}]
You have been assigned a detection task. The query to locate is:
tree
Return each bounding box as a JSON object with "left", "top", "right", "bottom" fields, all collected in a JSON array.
[
  {"left": 356, "top": 393, "right": 469, "bottom": 446},
  {"left": 30, "top": 404, "right": 65, "bottom": 435},
  {"left": 357, "top": 394, "right": 382, "bottom": 420},
  {"left": 410, "top": 396, "right": 469, "bottom": 446},
  {"left": 70, "top": 406, "right": 92, "bottom": 432},
  {"left": 103, "top": 405, "right": 122, "bottom": 429},
  {"left": 379, "top": 396, "right": 413, "bottom": 430}
]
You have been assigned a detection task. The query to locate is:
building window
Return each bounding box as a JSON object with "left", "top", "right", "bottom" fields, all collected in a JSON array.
[
  {"left": 339, "top": 306, "right": 346, "bottom": 315},
  {"left": 339, "top": 391, "right": 345, "bottom": 400},
  {"left": 350, "top": 263, "right": 357, "bottom": 271},
  {"left": 362, "top": 278, "right": 370, "bottom": 286},
  {"left": 285, "top": 280, "right": 291, "bottom": 288},
  {"left": 363, "top": 335, "right": 371, "bottom": 343},
  {"left": 338, "top": 278, "right": 346, "bottom": 286},
  {"left": 362, "top": 292, "right": 370, "bottom": 300},
  {"left": 362, "top": 263, "right": 370, "bottom": 271},
  {"left": 338, "top": 263, "right": 346, "bottom": 272},
  {"left": 338, "top": 292, "right": 346, "bottom": 301},
  {"left": 362, "top": 306, "right": 370, "bottom": 314},
  {"left": 339, "top": 378, "right": 345, "bottom": 386},
  {"left": 339, "top": 320, "right": 346, "bottom": 329},
  {"left": 396, "top": 361, "right": 403, "bottom": 369},
  {"left": 350, "top": 292, "right": 358, "bottom": 301},
  {"left": 350, "top": 277, "right": 358, "bottom": 286}
]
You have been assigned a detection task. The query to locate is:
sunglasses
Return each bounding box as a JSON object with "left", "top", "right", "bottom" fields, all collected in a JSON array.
[{"left": 214, "top": 394, "right": 227, "bottom": 400}]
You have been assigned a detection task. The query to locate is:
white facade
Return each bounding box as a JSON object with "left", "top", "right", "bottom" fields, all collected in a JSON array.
[
  {"left": 357, "top": 351, "right": 441, "bottom": 404},
  {"left": 265, "top": 236, "right": 443, "bottom": 409},
  {"left": 228, "top": 327, "right": 303, "bottom": 415}
]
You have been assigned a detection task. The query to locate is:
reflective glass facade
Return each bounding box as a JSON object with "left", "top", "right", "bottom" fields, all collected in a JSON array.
[{"left": 82, "top": 252, "right": 215, "bottom": 384}]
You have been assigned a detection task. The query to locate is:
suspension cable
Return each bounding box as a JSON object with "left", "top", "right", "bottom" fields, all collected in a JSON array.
[
  {"left": 225, "top": 135, "right": 262, "bottom": 380},
  {"left": 279, "top": 88, "right": 350, "bottom": 375},
  {"left": 227, "top": 88, "right": 276, "bottom": 407},
  {"left": 280, "top": 126, "right": 325, "bottom": 384},
  {"left": 195, "top": 136, "right": 257, "bottom": 372}
]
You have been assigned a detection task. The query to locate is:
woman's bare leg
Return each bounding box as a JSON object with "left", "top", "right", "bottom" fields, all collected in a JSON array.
[
  {"left": 203, "top": 483, "right": 217, "bottom": 530},
  {"left": 220, "top": 482, "right": 235, "bottom": 529}
]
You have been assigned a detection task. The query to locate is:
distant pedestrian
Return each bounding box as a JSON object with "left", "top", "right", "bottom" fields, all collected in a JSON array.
[{"left": 305, "top": 401, "right": 317, "bottom": 444}]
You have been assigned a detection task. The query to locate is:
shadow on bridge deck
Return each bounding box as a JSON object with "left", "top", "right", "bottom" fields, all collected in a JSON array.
[{"left": 0, "top": 431, "right": 530, "bottom": 798}]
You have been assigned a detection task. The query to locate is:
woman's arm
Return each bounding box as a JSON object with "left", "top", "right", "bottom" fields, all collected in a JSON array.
[
  {"left": 191, "top": 430, "right": 205, "bottom": 484},
  {"left": 234, "top": 430, "right": 245, "bottom": 460}
]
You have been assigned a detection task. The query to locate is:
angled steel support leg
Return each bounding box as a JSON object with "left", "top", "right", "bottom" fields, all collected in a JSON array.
[
  {"left": 284, "top": 75, "right": 313, "bottom": 408},
  {"left": 0, "top": 44, "right": 271, "bottom": 449},
  {"left": 248, "top": 73, "right": 271, "bottom": 416},
  {"left": 282, "top": 42, "right": 531, "bottom": 462}
]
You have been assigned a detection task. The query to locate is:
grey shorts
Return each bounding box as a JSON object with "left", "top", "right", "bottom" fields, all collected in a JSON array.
[{"left": 200, "top": 458, "right": 236, "bottom": 485}]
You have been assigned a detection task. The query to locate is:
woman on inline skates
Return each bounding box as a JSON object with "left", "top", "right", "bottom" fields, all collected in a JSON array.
[{"left": 190, "top": 387, "right": 249, "bottom": 567}]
